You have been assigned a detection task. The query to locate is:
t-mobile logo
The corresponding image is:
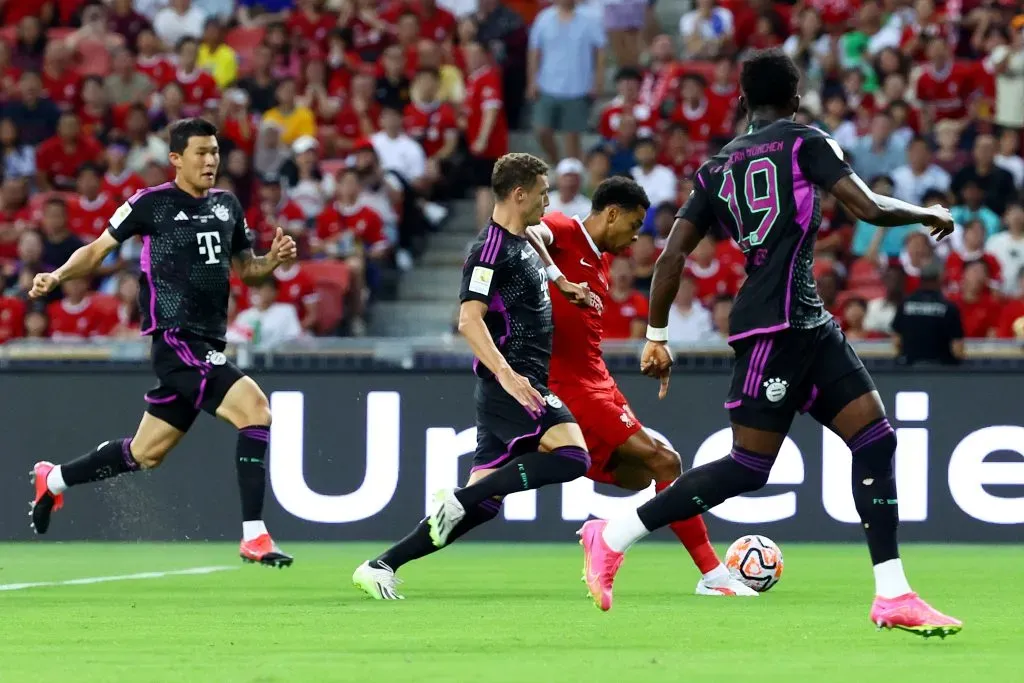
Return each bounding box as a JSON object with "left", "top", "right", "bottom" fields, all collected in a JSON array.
[{"left": 196, "top": 231, "right": 222, "bottom": 264}]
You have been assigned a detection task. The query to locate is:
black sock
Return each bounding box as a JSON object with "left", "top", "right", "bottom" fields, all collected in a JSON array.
[
  {"left": 637, "top": 448, "right": 774, "bottom": 530},
  {"left": 61, "top": 438, "right": 140, "bottom": 487},
  {"left": 454, "top": 447, "right": 590, "bottom": 509},
  {"left": 848, "top": 418, "right": 900, "bottom": 565},
  {"left": 237, "top": 426, "right": 269, "bottom": 522},
  {"left": 375, "top": 498, "right": 502, "bottom": 570}
]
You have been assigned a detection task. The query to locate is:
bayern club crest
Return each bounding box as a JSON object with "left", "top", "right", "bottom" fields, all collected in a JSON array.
[{"left": 212, "top": 204, "right": 231, "bottom": 222}]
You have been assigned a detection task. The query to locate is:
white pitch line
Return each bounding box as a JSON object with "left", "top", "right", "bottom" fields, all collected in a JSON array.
[{"left": 0, "top": 565, "right": 237, "bottom": 592}]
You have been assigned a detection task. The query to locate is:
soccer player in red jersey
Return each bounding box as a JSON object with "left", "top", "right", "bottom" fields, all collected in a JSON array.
[{"left": 527, "top": 181, "right": 755, "bottom": 597}]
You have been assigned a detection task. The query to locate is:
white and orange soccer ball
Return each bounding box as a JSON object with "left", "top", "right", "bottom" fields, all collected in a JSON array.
[{"left": 725, "top": 535, "right": 784, "bottom": 592}]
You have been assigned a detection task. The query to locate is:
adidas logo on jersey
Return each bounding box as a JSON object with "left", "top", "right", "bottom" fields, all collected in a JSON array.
[{"left": 174, "top": 211, "right": 189, "bottom": 221}]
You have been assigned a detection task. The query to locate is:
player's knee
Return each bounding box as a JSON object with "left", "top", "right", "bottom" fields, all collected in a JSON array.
[
  {"left": 648, "top": 443, "right": 682, "bottom": 483},
  {"left": 240, "top": 392, "right": 272, "bottom": 427},
  {"left": 131, "top": 441, "right": 171, "bottom": 469}
]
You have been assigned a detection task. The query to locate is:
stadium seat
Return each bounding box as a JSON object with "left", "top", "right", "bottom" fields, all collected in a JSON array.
[
  {"left": 302, "top": 260, "right": 351, "bottom": 334},
  {"left": 848, "top": 258, "right": 884, "bottom": 289}
]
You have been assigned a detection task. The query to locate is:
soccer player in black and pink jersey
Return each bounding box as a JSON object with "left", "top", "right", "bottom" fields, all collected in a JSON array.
[
  {"left": 580, "top": 49, "right": 963, "bottom": 637},
  {"left": 28, "top": 118, "right": 298, "bottom": 568}
]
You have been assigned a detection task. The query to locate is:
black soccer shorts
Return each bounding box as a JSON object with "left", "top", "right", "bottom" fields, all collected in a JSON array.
[
  {"left": 725, "top": 319, "right": 876, "bottom": 433},
  {"left": 470, "top": 378, "right": 577, "bottom": 473},
  {"left": 144, "top": 328, "right": 247, "bottom": 432}
]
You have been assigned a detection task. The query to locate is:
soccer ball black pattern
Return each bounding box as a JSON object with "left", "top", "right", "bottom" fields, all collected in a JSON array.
[{"left": 725, "top": 534, "right": 784, "bottom": 592}]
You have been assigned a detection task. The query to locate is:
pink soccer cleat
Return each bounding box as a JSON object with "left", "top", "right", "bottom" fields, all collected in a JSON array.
[
  {"left": 30, "top": 461, "right": 64, "bottom": 535},
  {"left": 870, "top": 592, "right": 962, "bottom": 639},
  {"left": 577, "top": 519, "right": 624, "bottom": 612}
]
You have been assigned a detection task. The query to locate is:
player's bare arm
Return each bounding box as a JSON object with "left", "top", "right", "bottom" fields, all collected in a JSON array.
[
  {"left": 830, "top": 174, "right": 955, "bottom": 239},
  {"left": 640, "top": 216, "right": 705, "bottom": 398},
  {"left": 231, "top": 227, "right": 298, "bottom": 285},
  {"left": 457, "top": 299, "right": 545, "bottom": 412},
  {"left": 29, "top": 231, "right": 120, "bottom": 299},
  {"left": 523, "top": 224, "right": 592, "bottom": 307}
]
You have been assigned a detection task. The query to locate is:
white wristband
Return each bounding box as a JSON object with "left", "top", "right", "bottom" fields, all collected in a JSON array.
[
  {"left": 646, "top": 325, "right": 669, "bottom": 342},
  {"left": 545, "top": 264, "right": 564, "bottom": 281}
]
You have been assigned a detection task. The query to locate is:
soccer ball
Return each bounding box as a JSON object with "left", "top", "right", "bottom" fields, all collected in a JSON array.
[{"left": 725, "top": 535, "right": 784, "bottom": 592}]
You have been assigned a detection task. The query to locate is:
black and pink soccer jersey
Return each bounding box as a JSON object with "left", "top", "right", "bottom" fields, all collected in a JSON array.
[
  {"left": 107, "top": 182, "right": 252, "bottom": 341},
  {"left": 459, "top": 221, "right": 553, "bottom": 384},
  {"left": 678, "top": 119, "right": 853, "bottom": 342}
]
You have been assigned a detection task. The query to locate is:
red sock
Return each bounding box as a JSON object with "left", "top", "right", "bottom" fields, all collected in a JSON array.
[{"left": 655, "top": 480, "right": 721, "bottom": 574}]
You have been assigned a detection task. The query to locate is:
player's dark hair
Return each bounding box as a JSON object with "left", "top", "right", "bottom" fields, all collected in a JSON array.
[
  {"left": 591, "top": 176, "right": 651, "bottom": 214},
  {"left": 490, "top": 153, "right": 548, "bottom": 201},
  {"left": 43, "top": 196, "right": 67, "bottom": 212},
  {"left": 740, "top": 48, "right": 800, "bottom": 112},
  {"left": 615, "top": 66, "right": 642, "bottom": 83},
  {"left": 168, "top": 117, "right": 218, "bottom": 154}
]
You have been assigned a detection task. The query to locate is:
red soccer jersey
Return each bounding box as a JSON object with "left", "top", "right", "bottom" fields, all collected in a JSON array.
[
  {"left": 996, "top": 299, "right": 1024, "bottom": 339},
  {"left": 102, "top": 170, "right": 145, "bottom": 203},
  {"left": 335, "top": 102, "right": 381, "bottom": 139},
  {"left": 943, "top": 251, "right": 1002, "bottom": 293},
  {"left": 950, "top": 291, "right": 1001, "bottom": 338},
  {"left": 602, "top": 291, "right": 649, "bottom": 340},
  {"left": 597, "top": 98, "right": 658, "bottom": 139},
  {"left": 272, "top": 264, "right": 320, "bottom": 319},
  {"left": 41, "top": 68, "right": 81, "bottom": 109},
  {"left": 316, "top": 202, "right": 389, "bottom": 253},
  {"left": 175, "top": 69, "right": 220, "bottom": 114},
  {"left": 671, "top": 98, "right": 718, "bottom": 152},
  {"left": 348, "top": 18, "right": 388, "bottom": 57},
  {"left": 685, "top": 258, "right": 742, "bottom": 307},
  {"left": 543, "top": 211, "right": 616, "bottom": 391},
  {"left": 402, "top": 101, "right": 459, "bottom": 158},
  {"left": 0, "top": 296, "right": 26, "bottom": 344},
  {"left": 463, "top": 65, "right": 508, "bottom": 160},
  {"left": 899, "top": 19, "right": 954, "bottom": 60},
  {"left": 136, "top": 56, "right": 175, "bottom": 87},
  {"left": 640, "top": 62, "right": 684, "bottom": 111},
  {"left": 220, "top": 113, "right": 260, "bottom": 157},
  {"left": 915, "top": 63, "right": 981, "bottom": 121},
  {"left": 707, "top": 83, "right": 740, "bottom": 137},
  {"left": 382, "top": 2, "right": 457, "bottom": 42},
  {"left": 287, "top": 10, "right": 336, "bottom": 49},
  {"left": 67, "top": 194, "right": 118, "bottom": 240},
  {"left": 246, "top": 199, "right": 307, "bottom": 251},
  {"left": 47, "top": 296, "right": 117, "bottom": 339},
  {"left": 658, "top": 149, "right": 702, "bottom": 180},
  {"left": 36, "top": 135, "right": 104, "bottom": 189}
]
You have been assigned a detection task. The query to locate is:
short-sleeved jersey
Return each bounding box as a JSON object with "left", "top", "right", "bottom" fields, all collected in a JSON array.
[
  {"left": 541, "top": 211, "right": 616, "bottom": 392},
  {"left": 107, "top": 183, "right": 252, "bottom": 341},
  {"left": 459, "top": 222, "right": 553, "bottom": 384},
  {"left": 678, "top": 119, "right": 853, "bottom": 342}
]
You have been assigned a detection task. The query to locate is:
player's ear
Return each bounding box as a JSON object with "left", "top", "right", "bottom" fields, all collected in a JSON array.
[{"left": 790, "top": 95, "right": 801, "bottom": 118}]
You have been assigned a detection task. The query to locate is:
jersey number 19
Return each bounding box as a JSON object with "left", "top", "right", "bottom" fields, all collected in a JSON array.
[{"left": 718, "top": 158, "right": 780, "bottom": 251}]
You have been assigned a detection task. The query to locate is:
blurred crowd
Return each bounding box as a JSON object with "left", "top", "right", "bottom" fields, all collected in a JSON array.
[
  {"left": 0, "top": 0, "right": 1021, "bottom": 349},
  {"left": 532, "top": 0, "right": 1024, "bottom": 344}
]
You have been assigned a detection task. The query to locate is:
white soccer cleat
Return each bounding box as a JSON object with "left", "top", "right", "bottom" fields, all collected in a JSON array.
[
  {"left": 427, "top": 488, "right": 466, "bottom": 547},
  {"left": 352, "top": 561, "right": 405, "bottom": 600},
  {"left": 695, "top": 576, "right": 759, "bottom": 597}
]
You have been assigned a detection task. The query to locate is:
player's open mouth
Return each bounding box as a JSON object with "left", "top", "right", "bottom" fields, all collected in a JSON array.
[{"left": 201, "top": 172, "right": 215, "bottom": 179}]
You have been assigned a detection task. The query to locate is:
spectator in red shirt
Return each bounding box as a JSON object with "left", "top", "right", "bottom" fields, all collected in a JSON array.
[
  {"left": 603, "top": 256, "right": 649, "bottom": 339},
  {"left": 916, "top": 36, "right": 979, "bottom": 124},
  {"left": 599, "top": 67, "right": 657, "bottom": 141},
  {"left": 0, "top": 40, "right": 22, "bottom": 101},
  {"left": 640, "top": 34, "right": 683, "bottom": 111},
  {"left": 11, "top": 15, "right": 46, "bottom": 73},
  {"left": 288, "top": 0, "right": 336, "bottom": 52},
  {"left": 462, "top": 40, "right": 509, "bottom": 227},
  {"left": 36, "top": 113, "right": 104, "bottom": 191},
  {"left": 684, "top": 236, "right": 742, "bottom": 307},
  {"left": 271, "top": 262, "right": 321, "bottom": 333},
  {"left": 135, "top": 28, "right": 175, "bottom": 88},
  {"left": 77, "top": 77, "right": 112, "bottom": 141},
  {"left": 345, "top": 0, "right": 390, "bottom": 62},
  {"left": 24, "top": 305, "right": 49, "bottom": 339},
  {"left": 40, "top": 41, "right": 81, "bottom": 112},
  {"left": 174, "top": 37, "right": 220, "bottom": 117},
  {"left": 248, "top": 178, "right": 308, "bottom": 252},
  {"left": 47, "top": 278, "right": 117, "bottom": 339},
  {"left": 950, "top": 260, "right": 1001, "bottom": 338},
  {"left": 671, "top": 74, "right": 716, "bottom": 153},
  {"left": 333, "top": 72, "right": 380, "bottom": 155},
  {"left": 39, "top": 198, "right": 85, "bottom": 286},
  {"left": 0, "top": 294, "right": 26, "bottom": 343},
  {"left": 68, "top": 164, "right": 119, "bottom": 241},
  {"left": 899, "top": 0, "right": 952, "bottom": 62},
  {"left": 996, "top": 270, "right": 1024, "bottom": 340},
  {"left": 2, "top": 229, "right": 44, "bottom": 295},
  {"left": 0, "top": 178, "right": 33, "bottom": 262},
  {"left": 220, "top": 88, "right": 260, "bottom": 158},
  {"left": 405, "top": 68, "right": 460, "bottom": 191},
  {"left": 109, "top": 0, "right": 151, "bottom": 53},
  {"left": 658, "top": 122, "right": 702, "bottom": 180},
  {"left": 945, "top": 218, "right": 1003, "bottom": 293},
  {"left": 384, "top": 0, "right": 456, "bottom": 43}
]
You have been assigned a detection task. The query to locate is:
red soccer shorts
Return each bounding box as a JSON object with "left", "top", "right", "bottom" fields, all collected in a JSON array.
[{"left": 555, "top": 384, "right": 643, "bottom": 485}]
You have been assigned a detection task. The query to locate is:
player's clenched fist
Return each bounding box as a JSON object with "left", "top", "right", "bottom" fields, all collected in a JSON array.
[
  {"left": 29, "top": 273, "right": 60, "bottom": 299},
  {"left": 269, "top": 227, "right": 298, "bottom": 265},
  {"left": 640, "top": 340, "right": 674, "bottom": 399},
  {"left": 497, "top": 366, "right": 546, "bottom": 415}
]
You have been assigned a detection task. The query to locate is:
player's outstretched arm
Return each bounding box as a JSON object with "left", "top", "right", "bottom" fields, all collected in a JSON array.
[
  {"left": 232, "top": 227, "right": 298, "bottom": 285},
  {"left": 29, "top": 231, "right": 120, "bottom": 299},
  {"left": 523, "top": 224, "right": 592, "bottom": 307},
  {"left": 830, "top": 175, "right": 955, "bottom": 239},
  {"left": 457, "top": 300, "right": 545, "bottom": 412}
]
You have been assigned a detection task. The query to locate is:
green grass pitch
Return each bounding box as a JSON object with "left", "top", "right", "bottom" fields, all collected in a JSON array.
[{"left": 0, "top": 543, "right": 1018, "bottom": 683}]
